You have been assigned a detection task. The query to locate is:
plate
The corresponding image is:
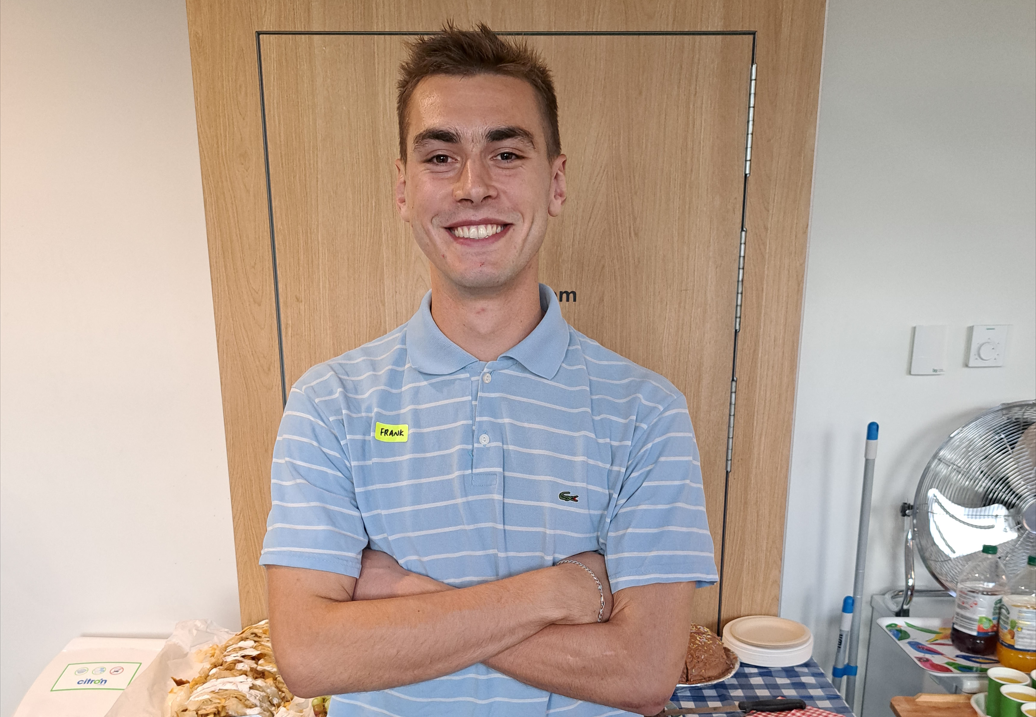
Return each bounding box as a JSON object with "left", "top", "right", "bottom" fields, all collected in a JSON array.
[
  {"left": 971, "top": 692, "right": 985, "bottom": 717},
  {"left": 722, "top": 627, "right": 814, "bottom": 668},
  {"left": 676, "top": 647, "right": 740, "bottom": 688},
  {"left": 727, "top": 616, "right": 811, "bottom": 649}
]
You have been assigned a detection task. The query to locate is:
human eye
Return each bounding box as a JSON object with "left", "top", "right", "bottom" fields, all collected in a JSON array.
[
  {"left": 495, "top": 150, "right": 524, "bottom": 162},
  {"left": 425, "top": 153, "right": 452, "bottom": 165}
]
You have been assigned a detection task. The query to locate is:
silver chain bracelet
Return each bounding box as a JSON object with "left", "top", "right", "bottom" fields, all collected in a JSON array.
[{"left": 556, "top": 559, "right": 605, "bottom": 623}]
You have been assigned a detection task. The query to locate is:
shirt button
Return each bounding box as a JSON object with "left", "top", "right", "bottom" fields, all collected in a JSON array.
[
  {"left": 479, "top": 433, "right": 490, "bottom": 446},
  {"left": 482, "top": 372, "right": 492, "bottom": 384}
]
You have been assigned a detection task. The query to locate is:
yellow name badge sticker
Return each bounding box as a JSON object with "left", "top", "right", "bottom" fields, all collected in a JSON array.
[{"left": 375, "top": 422, "right": 409, "bottom": 443}]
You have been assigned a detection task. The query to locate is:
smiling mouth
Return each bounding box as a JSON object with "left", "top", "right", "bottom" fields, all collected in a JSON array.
[{"left": 447, "top": 224, "right": 508, "bottom": 239}]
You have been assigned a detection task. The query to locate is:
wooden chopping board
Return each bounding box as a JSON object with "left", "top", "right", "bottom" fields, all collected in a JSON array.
[{"left": 891, "top": 693, "right": 977, "bottom": 717}]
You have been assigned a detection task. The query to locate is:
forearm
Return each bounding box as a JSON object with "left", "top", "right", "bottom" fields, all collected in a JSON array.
[
  {"left": 269, "top": 565, "right": 585, "bottom": 697},
  {"left": 484, "top": 603, "right": 685, "bottom": 714},
  {"left": 380, "top": 571, "right": 686, "bottom": 714}
]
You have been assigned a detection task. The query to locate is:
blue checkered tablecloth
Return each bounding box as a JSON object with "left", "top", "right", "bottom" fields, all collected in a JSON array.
[{"left": 670, "top": 659, "right": 853, "bottom": 716}]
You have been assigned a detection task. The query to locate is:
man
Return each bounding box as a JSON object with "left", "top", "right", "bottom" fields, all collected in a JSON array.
[{"left": 260, "top": 24, "right": 717, "bottom": 717}]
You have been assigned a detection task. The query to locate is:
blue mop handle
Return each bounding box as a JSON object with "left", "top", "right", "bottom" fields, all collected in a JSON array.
[
  {"left": 844, "top": 422, "right": 879, "bottom": 707},
  {"left": 831, "top": 595, "right": 854, "bottom": 687}
]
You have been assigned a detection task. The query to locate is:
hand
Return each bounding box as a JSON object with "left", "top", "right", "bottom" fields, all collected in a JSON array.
[
  {"left": 353, "top": 549, "right": 450, "bottom": 601},
  {"left": 554, "top": 551, "right": 614, "bottom": 624}
]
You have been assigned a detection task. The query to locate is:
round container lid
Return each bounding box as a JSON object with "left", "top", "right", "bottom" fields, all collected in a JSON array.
[
  {"left": 726, "top": 616, "right": 811, "bottom": 649},
  {"left": 721, "top": 626, "right": 813, "bottom": 668}
]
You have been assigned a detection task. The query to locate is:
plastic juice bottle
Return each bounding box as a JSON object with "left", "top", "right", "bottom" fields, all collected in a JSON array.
[
  {"left": 951, "top": 544, "right": 1008, "bottom": 655},
  {"left": 998, "top": 555, "right": 1036, "bottom": 672}
]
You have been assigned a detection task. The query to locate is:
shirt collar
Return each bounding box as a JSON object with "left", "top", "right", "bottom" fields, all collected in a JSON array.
[
  {"left": 501, "top": 284, "right": 569, "bottom": 379},
  {"left": 406, "top": 291, "right": 478, "bottom": 375},
  {"left": 406, "top": 284, "right": 569, "bottom": 379}
]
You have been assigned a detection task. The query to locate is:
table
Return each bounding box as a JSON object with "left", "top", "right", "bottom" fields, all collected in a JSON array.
[{"left": 670, "top": 659, "right": 854, "bottom": 716}]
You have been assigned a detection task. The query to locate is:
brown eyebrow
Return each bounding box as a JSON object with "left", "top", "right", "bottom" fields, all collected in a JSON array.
[
  {"left": 485, "top": 126, "right": 535, "bottom": 147},
  {"left": 411, "top": 126, "right": 536, "bottom": 151},
  {"left": 412, "top": 128, "right": 461, "bottom": 149}
]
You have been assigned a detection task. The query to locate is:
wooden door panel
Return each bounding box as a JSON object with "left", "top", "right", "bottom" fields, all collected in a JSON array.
[
  {"left": 261, "top": 35, "right": 427, "bottom": 388},
  {"left": 261, "top": 32, "right": 750, "bottom": 629}
]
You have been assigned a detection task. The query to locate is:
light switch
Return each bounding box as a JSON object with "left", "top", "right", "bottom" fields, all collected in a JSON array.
[
  {"left": 910, "top": 325, "right": 947, "bottom": 375},
  {"left": 967, "top": 325, "right": 1009, "bottom": 367}
]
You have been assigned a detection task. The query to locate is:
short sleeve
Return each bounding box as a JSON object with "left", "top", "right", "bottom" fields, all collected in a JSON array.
[
  {"left": 259, "top": 380, "right": 368, "bottom": 577},
  {"left": 604, "top": 395, "right": 718, "bottom": 591}
]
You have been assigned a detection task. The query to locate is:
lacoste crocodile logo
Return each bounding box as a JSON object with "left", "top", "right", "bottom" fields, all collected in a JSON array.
[{"left": 558, "top": 491, "right": 579, "bottom": 502}]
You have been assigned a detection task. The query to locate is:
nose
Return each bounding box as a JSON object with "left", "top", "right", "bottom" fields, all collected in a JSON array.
[{"left": 453, "top": 157, "right": 495, "bottom": 204}]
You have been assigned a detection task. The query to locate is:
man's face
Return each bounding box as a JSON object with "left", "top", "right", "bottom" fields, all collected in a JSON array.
[{"left": 395, "top": 74, "right": 566, "bottom": 296}]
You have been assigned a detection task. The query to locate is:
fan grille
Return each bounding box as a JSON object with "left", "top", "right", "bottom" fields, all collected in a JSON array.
[{"left": 914, "top": 401, "right": 1036, "bottom": 590}]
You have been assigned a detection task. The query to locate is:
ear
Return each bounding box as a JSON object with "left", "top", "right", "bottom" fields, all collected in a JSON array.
[
  {"left": 394, "top": 158, "right": 410, "bottom": 222},
  {"left": 547, "top": 154, "right": 567, "bottom": 217}
]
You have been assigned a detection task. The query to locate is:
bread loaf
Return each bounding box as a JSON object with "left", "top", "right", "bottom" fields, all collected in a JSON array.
[{"left": 680, "top": 624, "right": 737, "bottom": 685}]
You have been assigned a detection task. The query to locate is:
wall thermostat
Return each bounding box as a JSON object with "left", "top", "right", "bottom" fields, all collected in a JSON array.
[{"left": 967, "top": 325, "right": 1009, "bottom": 367}]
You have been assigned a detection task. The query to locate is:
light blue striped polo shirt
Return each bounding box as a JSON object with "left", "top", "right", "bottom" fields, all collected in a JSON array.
[{"left": 260, "top": 284, "right": 718, "bottom": 716}]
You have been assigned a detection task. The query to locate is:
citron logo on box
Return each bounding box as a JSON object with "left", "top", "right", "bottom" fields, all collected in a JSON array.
[{"left": 375, "top": 422, "right": 408, "bottom": 442}]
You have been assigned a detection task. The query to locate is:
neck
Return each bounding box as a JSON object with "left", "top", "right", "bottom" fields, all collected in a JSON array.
[{"left": 429, "top": 271, "right": 544, "bottom": 362}]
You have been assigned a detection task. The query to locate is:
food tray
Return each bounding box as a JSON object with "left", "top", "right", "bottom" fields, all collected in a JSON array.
[{"left": 877, "top": 617, "right": 1001, "bottom": 676}]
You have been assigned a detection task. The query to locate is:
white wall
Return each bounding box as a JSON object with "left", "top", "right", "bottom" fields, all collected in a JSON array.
[
  {"left": 0, "top": 2, "right": 239, "bottom": 715},
  {"left": 781, "top": 0, "right": 1036, "bottom": 710},
  {"left": 1, "top": 1, "right": 1034, "bottom": 715}
]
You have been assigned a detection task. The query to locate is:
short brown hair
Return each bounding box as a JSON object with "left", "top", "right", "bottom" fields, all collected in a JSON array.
[{"left": 396, "top": 23, "right": 561, "bottom": 161}]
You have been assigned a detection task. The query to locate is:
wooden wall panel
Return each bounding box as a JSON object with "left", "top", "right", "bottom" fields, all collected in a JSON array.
[
  {"left": 719, "top": 1, "right": 827, "bottom": 625},
  {"left": 185, "top": 2, "right": 283, "bottom": 620}
]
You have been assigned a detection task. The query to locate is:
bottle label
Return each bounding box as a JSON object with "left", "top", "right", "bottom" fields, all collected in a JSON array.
[
  {"left": 953, "top": 589, "right": 1001, "bottom": 636},
  {"left": 999, "top": 599, "right": 1036, "bottom": 652}
]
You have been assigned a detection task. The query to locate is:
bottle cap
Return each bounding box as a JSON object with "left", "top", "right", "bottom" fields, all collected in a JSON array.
[{"left": 982, "top": 544, "right": 997, "bottom": 555}]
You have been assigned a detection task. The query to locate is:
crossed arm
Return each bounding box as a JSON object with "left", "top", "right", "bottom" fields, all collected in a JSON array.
[{"left": 266, "top": 551, "right": 695, "bottom": 716}]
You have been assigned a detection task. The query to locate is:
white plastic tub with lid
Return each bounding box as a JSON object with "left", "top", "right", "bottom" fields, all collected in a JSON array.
[{"left": 13, "top": 636, "right": 166, "bottom": 717}]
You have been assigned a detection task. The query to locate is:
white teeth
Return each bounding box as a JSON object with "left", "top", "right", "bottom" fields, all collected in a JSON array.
[{"left": 450, "top": 224, "right": 503, "bottom": 239}]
